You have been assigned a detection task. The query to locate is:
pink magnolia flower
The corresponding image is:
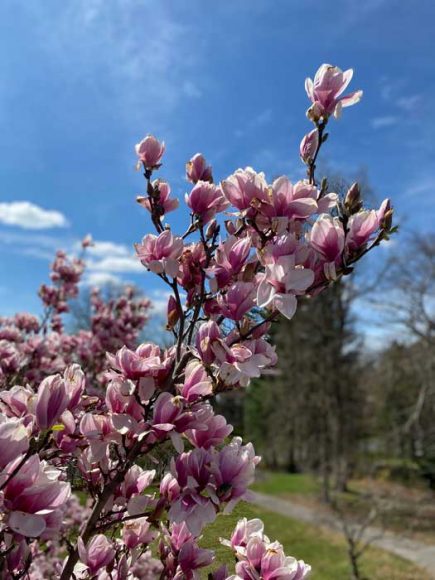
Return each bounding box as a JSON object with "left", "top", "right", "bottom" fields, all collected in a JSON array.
[
  {"left": 108, "top": 343, "right": 164, "bottom": 380},
  {"left": 210, "top": 437, "right": 260, "bottom": 506},
  {"left": 185, "top": 181, "right": 229, "bottom": 224},
  {"left": 260, "top": 542, "right": 311, "bottom": 580},
  {"left": 195, "top": 321, "right": 221, "bottom": 365},
  {"left": 210, "top": 235, "right": 252, "bottom": 289},
  {"left": 135, "top": 135, "right": 165, "bottom": 168},
  {"left": 64, "top": 364, "right": 85, "bottom": 410},
  {"left": 310, "top": 214, "right": 345, "bottom": 262},
  {"left": 257, "top": 255, "right": 315, "bottom": 320},
  {"left": 152, "top": 392, "right": 200, "bottom": 450},
  {"left": 178, "top": 360, "right": 213, "bottom": 403},
  {"left": 135, "top": 230, "right": 184, "bottom": 278},
  {"left": 300, "top": 129, "right": 319, "bottom": 163},
  {"left": 186, "top": 405, "right": 233, "bottom": 449},
  {"left": 35, "top": 374, "right": 69, "bottom": 430},
  {"left": 80, "top": 413, "right": 120, "bottom": 461},
  {"left": 122, "top": 517, "right": 156, "bottom": 549},
  {"left": 305, "top": 64, "right": 363, "bottom": 119},
  {"left": 0, "top": 385, "right": 33, "bottom": 418},
  {"left": 137, "top": 179, "right": 179, "bottom": 215},
  {"left": 0, "top": 416, "right": 29, "bottom": 469},
  {"left": 178, "top": 539, "right": 214, "bottom": 576},
  {"left": 168, "top": 455, "right": 217, "bottom": 534},
  {"left": 160, "top": 472, "right": 181, "bottom": 502},
  {"left": 345, "top": 200, "right": 390, "bottom": 252},
  {"left": 217, "top": 281, "right": 256, "bottom": 321},
  {"left": 221, "top": 517, "right": 264, "bottom": 550},
  {"left": 3, "top": 455, "right": 70, "bottom": 538},
  {"left": 221, "top": 167, "right": 269, "bottom": 216},
  {"left": 77, "top": 534, "right": 115, "bottom": 576},
  {"left": 263, "top": 177, "right": 318, "bottom": 221},
  {"left": 186, "top": 153, "right": 213, "bottom": 184},
  {"left": 214, "top": 338, "right": 277, "bottom": 388}
]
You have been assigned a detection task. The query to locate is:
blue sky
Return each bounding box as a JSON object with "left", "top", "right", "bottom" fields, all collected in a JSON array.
[{"left": 0, "top": 0, "right": 434, "bottom": 339}]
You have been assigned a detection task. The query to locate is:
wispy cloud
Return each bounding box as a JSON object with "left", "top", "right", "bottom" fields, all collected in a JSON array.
[
  {"left": 404, "top": 177, "right": 435, "bottom": 198},
  {"left": 370, "top": 116, "right": 397, "bottom": 129},
  {"left": 26, "top": 0, "right": 201, "bottom": 121},
  {"left": 235, "top": 109, "right": 273, "bottom": 138},
  {"left": 0, "top": 201, "right": 68, "bottom": 229},
  {"left": 396, "top": 94, "right": 421, "bottom": 112}
]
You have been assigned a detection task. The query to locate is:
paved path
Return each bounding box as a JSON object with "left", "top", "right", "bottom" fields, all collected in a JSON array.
[{"left": 252, "top": 492, "right": 435, "bottom": 578}]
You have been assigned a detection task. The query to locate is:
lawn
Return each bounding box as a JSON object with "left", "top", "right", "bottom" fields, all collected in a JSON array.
[
  {"left": 200, "top": 502, "right": 427, "bottom": 579},
  {"left": 252, "top": 471, "right": 320, "bottom": 497}
]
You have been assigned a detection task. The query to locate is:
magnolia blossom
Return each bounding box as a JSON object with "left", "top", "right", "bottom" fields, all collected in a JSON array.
[
  {"left": 35, "top": 374, "right": 69, "bottom": 430},
  {"left": 186, "top": 153, "right": 213, "bottom": 184},
  {"left": 221, "top": 167, "right": 269, "bottom": 215},
  {"left": 257, "top": 255, "right": 315, "bottom": 319},
  {"left": 137, "top": 179, "right": 179, "bottom": 215},
  {"left": 0, "top": 416, "right": 29, "bottom": 469},
  {"left": 217, "top": 281, "right": 256, "bottom": 321},
  {"left": 346, "top": 199, "right": 390, "bottom": 252},
  {"left": 310, "top": 214, "right": 345, "bottom": 263},
  {"left": 223, "top": 518, "right": 311, "bottom": 580},
  {"left": 3, "top": 455, "right": 70, "bottom": 538},
  {"left": 135, "top": 134, "right": 165, "bottom": 168},
  {"left": 209, "top": 235, "right": 251, "bottom": 289},
  {"left": 178, "top": 360, "right": 213, "bottom": 403},
  {"left": 135, "top": 230, "right": 184, "bottom": 278},
  {"left": 185, "top": 181, "right": 229, "bottom": 224},
  {"left": 264, "top": 177, "right": 319, "bottom": 221},
  {"left": 305, "top": 63, "right": 363, "bottom": 119},
  {"left": 77, "top": 534, "right": 115, "bottom": 576}
]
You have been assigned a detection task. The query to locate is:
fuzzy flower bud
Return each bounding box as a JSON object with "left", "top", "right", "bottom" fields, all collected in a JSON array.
[{"left": 299, "top": 129, "right": 319, "bottom": 163}]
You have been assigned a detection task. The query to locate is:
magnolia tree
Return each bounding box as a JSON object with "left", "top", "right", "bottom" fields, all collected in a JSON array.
[
  {"left": 0, "top": 64, "right": 393, "bottom": 579},
  {"left": 0, "top": 247, "right": 151, "bottom": 389}
]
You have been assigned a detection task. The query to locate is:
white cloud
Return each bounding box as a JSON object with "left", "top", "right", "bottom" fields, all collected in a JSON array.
[
  {"left": 149, "top": 290, "right": 172, "bottom": 316},
  {"left": 0, "top": 201, "right": 68, "bottom": 230},
  {"left": 85, "top": 240, "right": 132, "bottom": 258},
  {"left": 370, "top": 116, "right": 397, "bottom": 129},
  {"left": 85, "top": 271, "right": 123, "bottom": 287},
  {"left": 88, "top": 255, "right": 143, "bottom": 274}
]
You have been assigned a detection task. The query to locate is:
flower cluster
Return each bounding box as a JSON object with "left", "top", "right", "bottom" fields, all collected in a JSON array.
[
  {"left": 221, "top": 518, "right": 311, "bottom": 579},
  {"left": 0, "top": 249, "right": 150, "bottom": 389},
  {"left": 0, "top": 64, "right": 394, "bottom": 579}
]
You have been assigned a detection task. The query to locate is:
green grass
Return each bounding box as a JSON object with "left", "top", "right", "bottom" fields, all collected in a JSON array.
[
  {"left": 252, "top": 471, "right": 319, "bottom": 497},
  {"left": 200, "top": 503, "right": 427, "bottom": 579}
]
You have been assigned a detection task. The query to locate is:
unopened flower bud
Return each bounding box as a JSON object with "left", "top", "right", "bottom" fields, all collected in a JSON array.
[
  {"left": 206, "top": 219, "right": 218, "bottom": 239},
  {"left": 166, "top": 295, "right": 181, "bottom": 331},
  {"left": 299, "top": 129, "right": 319, "bottom": 163},
  {"left": 344, "top": 183, "right": 362, "bottom": 214}
]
